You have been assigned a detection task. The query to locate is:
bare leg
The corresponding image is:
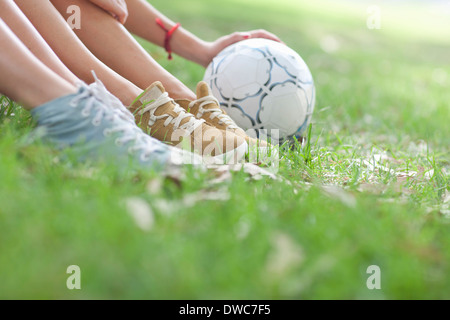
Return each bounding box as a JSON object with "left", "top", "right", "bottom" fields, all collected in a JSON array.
[
  {"left": 0, "top": 0, "right": 80, "bottom": 86},
  {"left": 0, "top": 19, "right": 76, "bottom": 109},
  {"left": 14, "top": 0, "right": 141, "bottom": 105},
  {"left": 50, "top": 0, "right": 196, "bottom": 100}
]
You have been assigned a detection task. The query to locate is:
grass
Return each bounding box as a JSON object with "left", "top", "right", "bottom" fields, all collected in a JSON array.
[{"left": 0, "top": 0, "right": 449, "bottom": 299}]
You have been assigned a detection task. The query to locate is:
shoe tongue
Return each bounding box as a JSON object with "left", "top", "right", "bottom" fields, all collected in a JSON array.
[
  {"left": 195, "top": 81, "right": 220, "bottom": 113},
  {"left": 196, "top": 81, "right": 213, "bottom": 100},
  {"left": 139, "top": 81, "right": 166, "bottom": 104},
  {"left": 140, "top": 81, "right": 192, "bottom": 123},
  {"left": 195, "top": 82, "right": 237, "bottom": 130}
]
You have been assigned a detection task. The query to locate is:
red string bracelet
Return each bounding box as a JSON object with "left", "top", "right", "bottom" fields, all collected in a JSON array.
[{"left": 155, "top": 18, "right": 181, "bottom": 60}]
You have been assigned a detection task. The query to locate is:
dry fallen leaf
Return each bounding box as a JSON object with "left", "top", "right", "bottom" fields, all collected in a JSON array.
[
  {"left": 265, "top": 232, "right": 304, "bottom": 277},
  {"left": 321, "top": 185, "right": 356, "bottom": 208},
  {"left": 125, "top": 197, "right": 155, "bottom": 231}
]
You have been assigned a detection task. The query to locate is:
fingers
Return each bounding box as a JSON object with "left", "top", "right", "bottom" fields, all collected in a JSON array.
[
  {"left": 113, "top": 0, "right": 128, "bottom": 24},
  {"left": 89, "top": 0, "right": 128, "bottom": 24},
  {"left": 247, "top": 29, "right": 284, "bottom": 44},
  {"left": 226, "top": 30, "right": 284, "bottom": 45},
  {"left": 222, "top": 31, "right": 260, "bottom": 46},
  {"left": 216, "top": 32, "right": 247, "bottom": 48}
]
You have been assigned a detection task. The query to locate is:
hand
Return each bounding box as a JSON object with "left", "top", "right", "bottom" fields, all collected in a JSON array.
[
  {"left": 200, "top": 29, "right": 283, "bottom": 68},
  {"left": 88, "top": 0, "right": 128, "bottom": 24}
]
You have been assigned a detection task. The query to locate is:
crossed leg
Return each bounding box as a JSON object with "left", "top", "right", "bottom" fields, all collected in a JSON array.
[
  {"left": 14, "top": 0, "right": 142, "bottom": 105},
  {"left": 0, "top": 18, "right": 76, "bottom": 109},
  {"left": 49, "top": 0, "right": 196, "bottom": 100},
  {"left": 0, "top": 0, "right": 80, "bottom": 86}
]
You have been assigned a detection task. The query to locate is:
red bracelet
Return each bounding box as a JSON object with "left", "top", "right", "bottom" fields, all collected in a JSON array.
[{"left": 155, "top": 18, "right": 181, "bottom": 60}]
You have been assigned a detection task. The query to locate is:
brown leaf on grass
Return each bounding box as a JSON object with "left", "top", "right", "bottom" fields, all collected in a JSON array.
[
  {"left": 125, "top": 197, "right": 155, "bottom": 231},
  {"left": 321, "top": 185, "right": 356, "bottom": 208},
  {"left": 181, "top": 190, "right": 230, "bottom": 207},
  {"left": 235, "top": 217, "right": 251, "bottom": 240},
  {"left": 443, "top": 190, "right": 450, "bottom": 204},
  {"left": 152, "top": 189, "right": 231, "bottom": 216},
  {"left": 207, "top": 163, "right": 279, "bottom": 183},
  {"left": 265, "top": 232, "right": 304, "bottom": 277},
  {"left": 146, "top": 178, "right": 163, "bottom": 195},
  {"left": 357, "top": 183, "right": 386, "bottom": 194}
]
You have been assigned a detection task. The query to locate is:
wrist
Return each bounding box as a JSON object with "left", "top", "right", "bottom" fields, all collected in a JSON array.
[
  {"left": 190, "top": 41, "right": 215, "bottom": 68},
  {"left": 170, "top": 28, "right": 213, "bottom": 67},
  {"left": 155, "top": 19, "right": 181, "bottom": 60}
]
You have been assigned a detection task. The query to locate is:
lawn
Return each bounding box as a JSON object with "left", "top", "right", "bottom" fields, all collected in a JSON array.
[{"left": 0, "top": 0, "right": 449, "bottom": 299}]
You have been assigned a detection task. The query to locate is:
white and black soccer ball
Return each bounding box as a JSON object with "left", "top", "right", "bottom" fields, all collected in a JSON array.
[{"left": 203, "top": 38, "right": 315, "bottom": 144}]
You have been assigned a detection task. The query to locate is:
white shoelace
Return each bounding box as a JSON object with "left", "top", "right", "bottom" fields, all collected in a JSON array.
[
  {"left": 189, "top": 96, "right": 239, "bottom": 130},
  {"left": 87, "top": 71, "right": 135, "bottom": 123},
  {"left": 70, "top": 87, "right": 164, "bottom": 161},
  {"left": 138, "top": 92, "right": 204, "bottom": 133}
]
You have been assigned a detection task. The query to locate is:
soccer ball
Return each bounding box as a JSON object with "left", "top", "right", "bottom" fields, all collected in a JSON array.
[{"left": 203, "top": 38, "right": 315, "bottom": 144}]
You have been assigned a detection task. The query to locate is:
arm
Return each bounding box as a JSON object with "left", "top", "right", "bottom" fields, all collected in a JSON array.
[
  {"left": 51, "top": 0, "right": 196, "bottom": 100},
  {"left": 124, "top": 0, "right": 282, "bottom": 68}
]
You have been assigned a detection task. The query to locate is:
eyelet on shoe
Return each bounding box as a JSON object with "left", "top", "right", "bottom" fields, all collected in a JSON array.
[
  {"left": 69, "top": 100, "right": 78, "bottom": 107},
  {"left": 127, "top": 147, "right": 135, "bottom": 155},
  {"left": 81, "top": 109, "right": 91, "bottom": 117},
  {"left": 115, "top": 139, "right": 124, "bottom": 147},
  {"left": 103, "top": 129, "right": 111, "bottom": 137},
  {"left": 92, "top": 118, "right": 101, "bottom": 126},
  {"left": 140, "top": 153, "right": 150, "bottom": 162}
]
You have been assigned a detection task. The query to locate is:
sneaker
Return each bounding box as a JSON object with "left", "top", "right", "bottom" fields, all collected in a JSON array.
[
  {"left": 87, "top": 71, "right": 135, "bottom": 123},
  {"left": 129, "top": 81, "right": 247, "bottom": 164},
  {"left": 30, "top": 86, "right": 203, "bottom": 170},
  {"left": 176, "top": 81, "right": 274, "bottom": 162}
]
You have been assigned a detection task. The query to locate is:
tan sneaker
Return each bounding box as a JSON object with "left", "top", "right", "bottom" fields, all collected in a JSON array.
[
  {"left": 177, "top": 82, "right": 275, "bottom": 162},
  {"left": 129, "top": 81, "right": 247, "bottom": 164}
]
